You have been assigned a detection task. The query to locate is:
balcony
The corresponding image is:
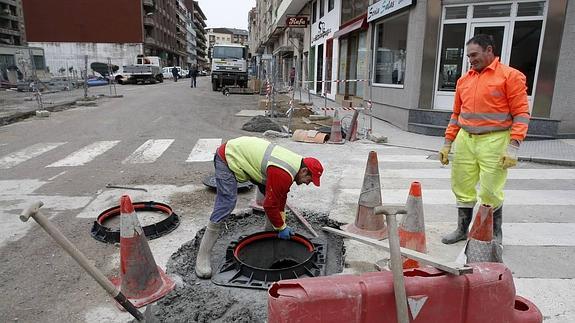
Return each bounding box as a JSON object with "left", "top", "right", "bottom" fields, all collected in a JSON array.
[
  {"left": 144, "top": 36, "right": 157, "bottom": 46},
  {"left": 0, "top": 27, "right": 19, "bottom": 36},
  {"left": 143, "top": 16, "right": 155, "bottom": 27},
  {"left": 143, "top": 0, "right": 154, "bottom": 8}
]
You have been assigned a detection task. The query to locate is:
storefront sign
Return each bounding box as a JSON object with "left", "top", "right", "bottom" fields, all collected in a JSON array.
[
  {"left": 312, "top": 21, "right": 332, "bottom": 43},
  {"left": 287, "top": 16, "right": 309, "bottom": 28},
  {"left": 367, "top": 0, "right": 414, "bottom": 22}
]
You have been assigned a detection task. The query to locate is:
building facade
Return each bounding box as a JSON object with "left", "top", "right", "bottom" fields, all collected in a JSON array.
[
  {"left": 191, "top": 1, "right": 208, "bottom": 69},
  {"left": 1, "top": 0, "right": 24, "bottom": 46},
  {"left": 251, "top": 0, "right": 575, "bottom": 138}
]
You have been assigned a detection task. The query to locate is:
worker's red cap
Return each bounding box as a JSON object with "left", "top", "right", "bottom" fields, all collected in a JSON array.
[{"left": 303, "top": 157, "right": 323, "bottom": 186}]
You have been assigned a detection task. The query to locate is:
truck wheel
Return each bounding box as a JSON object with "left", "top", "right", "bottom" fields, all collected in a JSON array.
[
  {"left": 212, "top": 81, "right": 218, "bottom": 91},
  {"left": 156, "top": 75, "right": 164, "bottom": 83}
]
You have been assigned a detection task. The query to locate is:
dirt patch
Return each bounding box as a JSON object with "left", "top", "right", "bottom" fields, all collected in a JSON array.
[
  {"left": 147, "top": 211, "right": 345, "bottom": 322},
  {"left": 242, "top": 116, "right": 283, "bottom": 133}
]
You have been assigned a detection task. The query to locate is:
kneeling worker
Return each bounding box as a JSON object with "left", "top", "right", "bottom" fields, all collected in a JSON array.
[{"left": 195, "top": 136, "right": 324, "bottom": 278}]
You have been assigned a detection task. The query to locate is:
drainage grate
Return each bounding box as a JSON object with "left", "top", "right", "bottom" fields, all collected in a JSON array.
[{"left": 212, "top": 232, "right": 327, "bottom": 290}]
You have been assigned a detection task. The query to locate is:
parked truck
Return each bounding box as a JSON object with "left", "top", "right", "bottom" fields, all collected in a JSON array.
[
  {"left": 117, "top": 55, "right": 164, "bottom": 85},
  {"left": 211, "top": 44, "right": 248, "bottom": 91}
]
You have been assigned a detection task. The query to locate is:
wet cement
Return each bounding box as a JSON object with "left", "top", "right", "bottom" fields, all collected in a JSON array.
[{"left": 149, "top": 210, "right": 345, "bottom": 322}]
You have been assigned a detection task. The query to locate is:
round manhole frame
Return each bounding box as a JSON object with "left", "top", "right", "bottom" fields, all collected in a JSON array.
[
  {"left": 90, "top": 201, "right": 180, "bottom": 244},
  {"left": 212, "top": 231, "right": 327, "bottom": 290}
]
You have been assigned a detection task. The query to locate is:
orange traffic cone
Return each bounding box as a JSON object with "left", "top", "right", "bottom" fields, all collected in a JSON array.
[
  {"left": 399, "top": 182, "right": 427, "bottom": 269},
  {"left": 109, "top": 195, "right": 175, "bottom": 308},
  {"left": 251, "top": 188, "right": 265, "bottom": 213},
  {"left": 461, "top": 204, "right": 503, "bottom": 264},
  {"left": 328, "top": 110, "right": 345, "bottom": 144},
  {"left": 342, "top": 151, "right": 387, "bottom": 239}
]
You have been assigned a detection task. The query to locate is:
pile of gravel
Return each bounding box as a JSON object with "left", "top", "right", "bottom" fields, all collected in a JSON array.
[{"left": 242, "top": 116, "right": 283, "bottom": 133}]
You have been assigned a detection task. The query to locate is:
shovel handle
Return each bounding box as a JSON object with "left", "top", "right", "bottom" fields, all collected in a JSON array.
[{"left": 19, "top": 202, "right": 145, "bottom": 321}]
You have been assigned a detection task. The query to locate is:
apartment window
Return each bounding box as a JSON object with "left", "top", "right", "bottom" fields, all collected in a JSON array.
[
  {"left": 312, "top": 1, "right": 317, "bottom": 23},
  {"left": 33, "top": 56, "right": 45, "bottom": 70},
  {"left": 373, "top": 13, "right": 408, "bottom": 86},
  {"left": 328, "top": 0, "right": 334, "bottom": 12},
  {"left": 341, "top": 0, "right": 368, "bottom": 24},
  {"left": 319, "top": 0, "right": 324, "bottom": 18}
]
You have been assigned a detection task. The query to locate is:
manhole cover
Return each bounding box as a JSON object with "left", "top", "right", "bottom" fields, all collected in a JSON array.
[
  {"left": 212, "top": 232, "right": 327, "bottom": 290},
  {"left": 202, "top": 175, "right": 254, "bottom": 191}
]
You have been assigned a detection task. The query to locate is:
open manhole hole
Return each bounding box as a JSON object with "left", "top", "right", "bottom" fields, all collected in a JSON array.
[
  {"left": 202, "top": 174, "right": 254, "bottom": 191},
  {"left": 212, "top": 232, "right": 326, "bottom": 290}
]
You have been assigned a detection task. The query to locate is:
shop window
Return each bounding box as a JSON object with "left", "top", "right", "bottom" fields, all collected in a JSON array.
[
  {"left": 320, "top": 0, "right": 324, "bottom": 18},
  {"left": 445, "top": 6, "right": 467, "bottom": 20},
  {"left": 473, "top": 4, "right": 511, "bottom": 18},
  {"left": 373, "top": 13, "right": 408, "bottom": 86},
  {"left": 312, "top": 1, "right": 317, "bottom": 23},
  {"left": 328, "top": 0, "right": 334, "bottom": 12},
  {"left": 437, "top": 24, "right": 465, "bottom": 91},
  {"left": 325, "top": 39, "right": 333, "bottom": 93},
  {"left": 510, "top": 20, "right": 543, "bottom": 95},
  {"left": 517, "top": 1, "right": 545, "bottom": 17}
]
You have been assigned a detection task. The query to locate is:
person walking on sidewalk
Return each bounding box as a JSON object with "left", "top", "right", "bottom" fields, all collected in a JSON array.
[
  {"left": 195, "top": 136, "right": 324, "bottom": 278},
  {"left": 171, "top": 66, "right": 179, "bottom": 82},
  {"left": 439, "top": 34, "right": 530, "bottom": 245},
  {"left": 189, "top": 65, "right": 198, "bottom": 88}
]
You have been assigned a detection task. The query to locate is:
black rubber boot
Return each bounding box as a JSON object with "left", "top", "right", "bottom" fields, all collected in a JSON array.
[
  {"left": 493, "top": 206, "right": 503, "bottom": 244},
  {"left": 441, "top": 208, "right": 473, "bottom": 244}
]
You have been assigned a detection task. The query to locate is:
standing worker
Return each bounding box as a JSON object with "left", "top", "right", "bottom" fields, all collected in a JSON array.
[
  {"left": 195, "top": 136, "right": 324, "bottom": 278},
  {"left": 171, "top": 66, "right": 179, "bottom": 82},
  {"left": 289, "top": 67, "right": 296, "bottom": 87},
  {"left": 190, "top": 65, "right": 198, "bottom": 88},
  {"left": 439, "top": 34, "right": 530, "bottom": 245}
]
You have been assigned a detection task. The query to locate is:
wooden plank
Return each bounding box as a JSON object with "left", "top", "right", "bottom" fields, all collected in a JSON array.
[
  {"left": 322, "top": 227, "right": 473, "bottom": 276},
  {"left": 287, "top": 204, "right": 319, "bottom": 237}
]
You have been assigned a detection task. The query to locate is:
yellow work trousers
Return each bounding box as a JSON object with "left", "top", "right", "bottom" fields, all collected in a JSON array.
[{"left": 451, "top": 129, "right": 510, "bottom": 208}]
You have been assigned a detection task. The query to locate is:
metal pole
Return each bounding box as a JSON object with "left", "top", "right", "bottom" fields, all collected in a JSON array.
[
  {"left": 271, "top": 56, "right": 276, "bottom": 118},
  {"left": 386, "top": 212, "right": 410, "bottom": 323},
  {"left": 368, "top": 48, "right": 374, "bottom": 137},
  {"left": 107, "top": 57, "right": 113, "bottom": 97},
  {"left": 83, "top": 55, "right": 88, "bottom": 99}
]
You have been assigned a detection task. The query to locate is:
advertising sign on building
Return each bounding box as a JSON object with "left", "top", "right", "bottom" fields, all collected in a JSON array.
[
  {"left": 287, "top": 16, "right": 309, "bottom": 28},
  {"left": 367, "top": 0, "right": 414, "bottom": 22}
]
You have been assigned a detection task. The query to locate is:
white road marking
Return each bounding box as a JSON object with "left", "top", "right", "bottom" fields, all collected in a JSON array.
[
  {"left": 503, "top": 223, "right": 575, "bottom": 246},
  {"left": 0, "top": 142, "right": 66, "bottom": 169},
  {"left": 47, "top": 171, "right": 67, "bottom": 181},
  {"left": 46, "top": 141, "right": 120, "bottom": 167},
  {"left": 186, "top": 138, "right": 221, "bottom": 162},
  {"left": 374, "top": 168, "right": 575, "bottom": 180},
  {"left": 0, "top": 179, "right": 47, "bottom": 195},
  {"left": 122, "top": 139, "right": 174, "bottom": 164},
  {"left": 338, "top": 188, "right": 575, "bottom": 206}
]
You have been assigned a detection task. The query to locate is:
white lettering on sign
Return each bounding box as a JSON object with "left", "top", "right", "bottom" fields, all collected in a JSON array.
[
  {"left": 367, "top": 0, "right": 414, "bottom": 22},
  {"left": 287, "top": 16, "right": 308, "bottom": 28}
]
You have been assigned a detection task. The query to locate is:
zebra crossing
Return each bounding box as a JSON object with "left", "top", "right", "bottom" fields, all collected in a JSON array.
[{"left": 0, "top": 138, "right": 223, "bottom": 169}]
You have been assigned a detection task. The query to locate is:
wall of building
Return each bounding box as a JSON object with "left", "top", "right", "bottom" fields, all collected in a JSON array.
[
  {"left": 28, "top": 42, "right": 143, "bottom": 75},
  {"left": 368, "top": 1, "right": 428, "bottom": 129},
  {"left": 22, "top": 0, "right": 142, "bottom": 43},
  {"left": 551, "top": 1, "right": 575, "bottom": 135},
  {"left": 310, "top": 0, "right": 340, "bottom": 99}
]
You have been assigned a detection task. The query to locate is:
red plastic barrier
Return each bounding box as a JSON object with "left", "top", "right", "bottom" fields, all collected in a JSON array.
[{"left": 267, "top": 263, "right": 542, "bottom": 323}]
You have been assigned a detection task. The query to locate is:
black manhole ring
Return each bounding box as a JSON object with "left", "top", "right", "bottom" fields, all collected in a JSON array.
[
  {"left": 212, "top": 232, "right": 327, "bottom": 290},
  {"left": 202, "top": 174, "right": 254, "bottom": 191},
  {"left": 90, "top": 201, "right": 180, "bottom": 244}
]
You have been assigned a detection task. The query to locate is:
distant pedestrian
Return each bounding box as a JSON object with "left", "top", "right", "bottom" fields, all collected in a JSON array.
[
  {"left": 289, "top": 67, "right": 295, "bottom": 87},
  {"left": 190, "top": 65, "right": 198, "bottom": 88},
  {"left": 171, "top": 66, "right": 179, "bottom": 82}
]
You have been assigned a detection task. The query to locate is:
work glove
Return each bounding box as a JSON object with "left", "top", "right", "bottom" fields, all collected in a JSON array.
[
  {"left": 499, "top": 140, "right": 520, "bottom": 169},
  {"left": 438, "top": 141, "right": 452, "bottom": 165},
  {"left": 277, "top": 226, "right": 294, "bottom": 240}
]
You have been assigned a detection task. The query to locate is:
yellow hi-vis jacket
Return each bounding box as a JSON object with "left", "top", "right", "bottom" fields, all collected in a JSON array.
[{"left": 224, "top": 136, "right": 302, "bottom": 184}]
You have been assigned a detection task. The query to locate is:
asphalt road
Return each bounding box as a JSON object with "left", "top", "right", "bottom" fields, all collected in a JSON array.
[{"left": 0, "top": 77, "right": 259, "bottom": 322}]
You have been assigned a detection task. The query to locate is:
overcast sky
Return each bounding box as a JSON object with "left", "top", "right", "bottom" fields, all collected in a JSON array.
[{"left": 198, "top": 0, "right": 256, "bottom": 30}]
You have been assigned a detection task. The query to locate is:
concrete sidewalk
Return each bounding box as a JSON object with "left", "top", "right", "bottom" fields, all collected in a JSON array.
[{"left": 296, "top": 89, "right": 575, "bottom": 166}]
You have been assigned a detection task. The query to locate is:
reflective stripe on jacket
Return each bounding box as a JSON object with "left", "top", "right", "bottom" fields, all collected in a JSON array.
[
  {"left": 224, "top": 136, "right": 302, "bottom": 184},
  {"left": 445, "top": 58, "right": 530, "bottom": 141}
]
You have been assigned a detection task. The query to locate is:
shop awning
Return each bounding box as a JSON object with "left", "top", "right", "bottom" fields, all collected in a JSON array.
[{"left": 333, "top": 16, "right": 368, "bottom": 38}]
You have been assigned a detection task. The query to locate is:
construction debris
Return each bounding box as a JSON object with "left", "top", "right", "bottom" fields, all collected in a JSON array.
[{"left": 242, "top": 115, "right": 283, "bottom": 133}]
